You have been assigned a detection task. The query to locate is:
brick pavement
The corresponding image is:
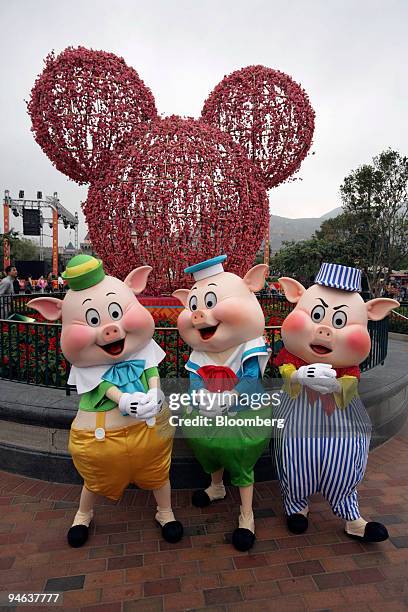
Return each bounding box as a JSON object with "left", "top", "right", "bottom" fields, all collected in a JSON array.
[{"left": 0, "top": 422, "right": 407, "bottom": 611}]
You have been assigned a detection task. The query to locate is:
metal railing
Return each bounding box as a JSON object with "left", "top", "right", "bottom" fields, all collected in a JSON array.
[
  {"left": 0, "top": 320, "right": 67, "bottom": 389},
  {"left": 0, "top": 318, "right": 389, "bottom": 391},
  {"left": 0, "top": 291, "right": 395, "bottom": 391},
  {"left": 360, "top": 318, "right": 389, "bottom": 370},
  {"left": 0, "top": 293, "right": 66, "bottom": 319}
]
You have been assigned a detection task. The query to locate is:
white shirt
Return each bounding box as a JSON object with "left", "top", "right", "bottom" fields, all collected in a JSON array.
[
  {"left": 185, "top": 336, "right": 271, "bottom": 378},
  {"left": 68, "top": 339, "right": 165, "bottom": 394}
]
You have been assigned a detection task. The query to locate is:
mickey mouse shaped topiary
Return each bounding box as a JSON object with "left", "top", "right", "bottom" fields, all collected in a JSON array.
[{"left": 28, "top": 48, "right": 315, "bottom": 295}]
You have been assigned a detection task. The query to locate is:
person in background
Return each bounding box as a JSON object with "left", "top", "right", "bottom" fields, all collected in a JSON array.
[
  {"left": 0, "top": 265, "right": 17, "bottom": 318},
  {"left": 0, "top": 265, "right": 17, "bottom": 296},
  {"left": 37, "top": 276, "right": 47, "bottom": 293},
  {"left": 26, "top": 277, "right": 34, "bottom": 294},
  {"left": 46, "top": 273, "right": 54, "bottom": 293},
  {"left": 13, "top": 276, "right": 21, "bottom": 294},
  {"left": 58, "top": 273, "right": 64, "bottom": 292}
]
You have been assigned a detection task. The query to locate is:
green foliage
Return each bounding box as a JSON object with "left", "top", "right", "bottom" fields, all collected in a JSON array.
[
  {"left": 271, "top": 149, "right": 408, "bottom": 294},
  {"left": 0, "top": 321, "right": 68, "bottom": 387},
  {"left": 340, "top": 149, "right": 408, "bottom": 294},
  {"left": 389, "top": 317, "right": 408, "bottom": 334},
  {"left": 270, "top": 235, "right": 358, "bottom": 285},
  {"left": 0, "top": 230, "right": 39, "bottom": 271}
]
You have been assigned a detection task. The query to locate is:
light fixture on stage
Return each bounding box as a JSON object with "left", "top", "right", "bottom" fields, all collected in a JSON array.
[
  {"left": 19, "top": 190, "right": 24, "bottom": 199},
  {"left": 37, "top": 191, "right": 42, "bottom": 200}
]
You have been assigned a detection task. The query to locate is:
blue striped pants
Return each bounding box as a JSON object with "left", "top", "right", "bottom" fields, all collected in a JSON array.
[{"left": 274, "top": 390, "right": 372, "bottom": 521}]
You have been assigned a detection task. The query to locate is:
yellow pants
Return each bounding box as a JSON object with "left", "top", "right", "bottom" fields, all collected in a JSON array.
[{"left": 68, "top": 406, "right": 174, "bottom": 500}]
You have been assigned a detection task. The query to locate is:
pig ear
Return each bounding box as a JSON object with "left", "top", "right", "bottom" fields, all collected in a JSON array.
[
  {"left": 278, "top": 277, "right": 306, "bottom": 303},
  {"left": 172, "top": 289, "right": 190, "bottom": 308},
  {"left": 366, "top": 298, "right": 400, "bottom": 321},
  {"left": 27, "top": 298, "right": 63, "bottom": 321},
  {"left": 243, "top": 264, "right": 269, "bottom": 292},
  {"left": 124, "top": 266, "right": 152, "bottom": 294}
]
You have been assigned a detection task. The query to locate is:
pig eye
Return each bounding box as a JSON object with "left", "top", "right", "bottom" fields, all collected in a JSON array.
[
  {"left": 85, "top": 308, "right": 101, "bottom": 327},
  {"left": 204, "top": 292, "right": 217, "bottom": 309},
  {"left": 189, "top": 295, "right": 198, "bottom": 311},
  {"left": 332, "top": 310, "right": 347, "bottom": 329},
  {"left": 108, "top": 302, "right": 123, "bottom": 321},
  {"left": 311, "top": 305, "right": 325, "bottom": 323}
]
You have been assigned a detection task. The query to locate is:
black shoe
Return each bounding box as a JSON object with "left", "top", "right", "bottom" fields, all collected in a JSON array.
[
  {"left": 232, "top": 527, "right": 256, "bottom": 552},
  {"left": 345, "top": 521, "right": 389, "bottom": 543},
  {"left": 192, "top": 489, "right": 212, "bottom": 507},
  {"left": 287, "top": 513, "right": 309, "bottom": 534},
  {"left": 67, "top": 524, "right": 89, "bottom": 548},
  {"left": 159, "top": 520, "right": 184, "bottom": 543}
]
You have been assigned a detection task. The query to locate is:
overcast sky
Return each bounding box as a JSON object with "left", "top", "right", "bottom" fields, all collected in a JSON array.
[{"left": 0, "top": 0, "right": 407, "bottom": 246}]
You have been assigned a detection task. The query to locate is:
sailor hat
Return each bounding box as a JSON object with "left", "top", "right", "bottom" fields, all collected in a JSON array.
[{"left": 184, "top": 255, "right": 227, "bottom": 281}]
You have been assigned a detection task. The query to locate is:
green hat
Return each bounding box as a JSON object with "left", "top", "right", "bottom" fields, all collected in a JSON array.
[{"left": 62, "top": 255, "right": 105, "bottom": 291}]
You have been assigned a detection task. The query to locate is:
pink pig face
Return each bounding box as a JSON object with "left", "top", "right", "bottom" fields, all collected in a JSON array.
[
  {"left": 28, "top": 266, "right": 154, "bottom": 368},
  {"left": 279, "top": 278, "right": 399, "bottom": 367},
  {"left": 173, "top": 265, "right": 268, "bottom": 353}
]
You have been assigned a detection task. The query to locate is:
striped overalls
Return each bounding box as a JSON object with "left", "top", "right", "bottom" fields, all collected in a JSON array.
[{"left": 274, "top": 388, "right": 372, "bottom": 521}]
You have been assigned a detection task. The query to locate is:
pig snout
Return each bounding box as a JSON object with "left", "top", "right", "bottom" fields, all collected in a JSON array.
[
  {"left": 192, "top": 310, "right": 206, "bottom": 326},
  {"left": 100, "top": 323, "right": 122, "bottom": 343},
  {"left": 314, "top": 325, "right": 333, "bottom": 341}
]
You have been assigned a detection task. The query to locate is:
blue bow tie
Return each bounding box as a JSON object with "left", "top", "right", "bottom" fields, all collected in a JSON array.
[{"left": 102, "top": 359, "right": 146, "bottom": 394}]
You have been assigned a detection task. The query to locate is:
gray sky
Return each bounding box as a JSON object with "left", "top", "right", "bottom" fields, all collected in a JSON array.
[{"left": 1, "top": 0, "right": 407, "bottom": 246}]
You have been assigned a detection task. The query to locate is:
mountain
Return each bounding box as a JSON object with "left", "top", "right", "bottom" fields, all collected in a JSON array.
[{"left": 269, "top": 207, "right": 342, "bottom": 253}]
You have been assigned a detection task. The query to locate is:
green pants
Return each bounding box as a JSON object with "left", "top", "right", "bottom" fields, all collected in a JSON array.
[{"left": 183, "top": 407, "right": 272, "bottom": 487}]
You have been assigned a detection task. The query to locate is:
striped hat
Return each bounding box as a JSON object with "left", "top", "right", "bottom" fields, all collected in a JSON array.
[
  {"left": 62, "top": 255, "right": 105, "bottom": 291},
  {"left": 315, "top": 263, "right": 362, "bottom": 292}
]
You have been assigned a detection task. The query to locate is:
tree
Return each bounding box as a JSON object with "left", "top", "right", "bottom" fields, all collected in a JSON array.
[
  {"left": 340, "top": 149, "right": 408, "bottom": 294},
  {"left": 0, "top": 230, "right": 39, "bottom": 271},
  {"left": 270, "top": 235, "right": 358, "bottom": 286}
]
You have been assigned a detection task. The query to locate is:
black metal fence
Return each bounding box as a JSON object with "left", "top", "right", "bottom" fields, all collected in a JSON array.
[
  {"left": 0, "top": 291, "right": 394, "bottom": 391},
  {"left": 0, "top": 293, "right": 293, "bottom": 320},
  {"left": 0, "top": 317, "right": 390, "bottom": 392},
  {"left": 0, "top": 320, "right": 67, "bottom": 388},
  {"left": 0, "top": 293, "right": 66, "bottom": 320}
]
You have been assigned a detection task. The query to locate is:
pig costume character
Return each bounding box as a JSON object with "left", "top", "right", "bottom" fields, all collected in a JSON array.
[
  {"left": 274, "top": 263, "right": 399, "bottom": 542},
  {"left": 28, "top": 255, "right": 183, "bottom": 547},
  {"left": 173, "top": 255, "right": 271, "bottom": 552}
]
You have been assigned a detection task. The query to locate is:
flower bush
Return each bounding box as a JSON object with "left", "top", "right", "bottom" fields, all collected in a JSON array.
[{"left": 0, "top": 320, "right": 68, "bottom": 387}]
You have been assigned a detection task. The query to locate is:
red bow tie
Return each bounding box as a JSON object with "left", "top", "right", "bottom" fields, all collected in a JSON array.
[{"left": 197, "top": 365, "right": 239, "bottom": 393}]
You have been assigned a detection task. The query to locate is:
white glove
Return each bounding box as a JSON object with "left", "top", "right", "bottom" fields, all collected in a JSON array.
[
  {"left": 139, "top": 388, "right": 165, "bottom": 416},
  {"left": 293, "top": 363, "right": 340, "bottom": 395},
  {"left": 198, "top": 390, "right": 238, "bottom": 417},
  {"left": 118, "top": 388, "right": 165, "bottom": 426},
  {"left": 119, "top": 392, "right": 148, "bottom": 417}
]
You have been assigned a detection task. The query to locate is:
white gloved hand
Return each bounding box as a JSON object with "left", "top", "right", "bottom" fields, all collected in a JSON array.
[
  {"left": 293, "top": 363, "right": 340, "bottom": 394},
  {"left": 118, "top": 388, "right": 165, "bottom": 426},
  {"left": 139, "top": 388, "right": 165, "bottom": 416},
  {"left": 198, "top": 390, "right": 238, "bottom": 417},
  {"left": 119, "top": 392, "right": 149, "bottom": 417}
]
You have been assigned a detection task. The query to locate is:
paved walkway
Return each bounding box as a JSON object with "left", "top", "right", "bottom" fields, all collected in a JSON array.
[{"left": 0, "top": 419, "right": 407, "bottom": 611}]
